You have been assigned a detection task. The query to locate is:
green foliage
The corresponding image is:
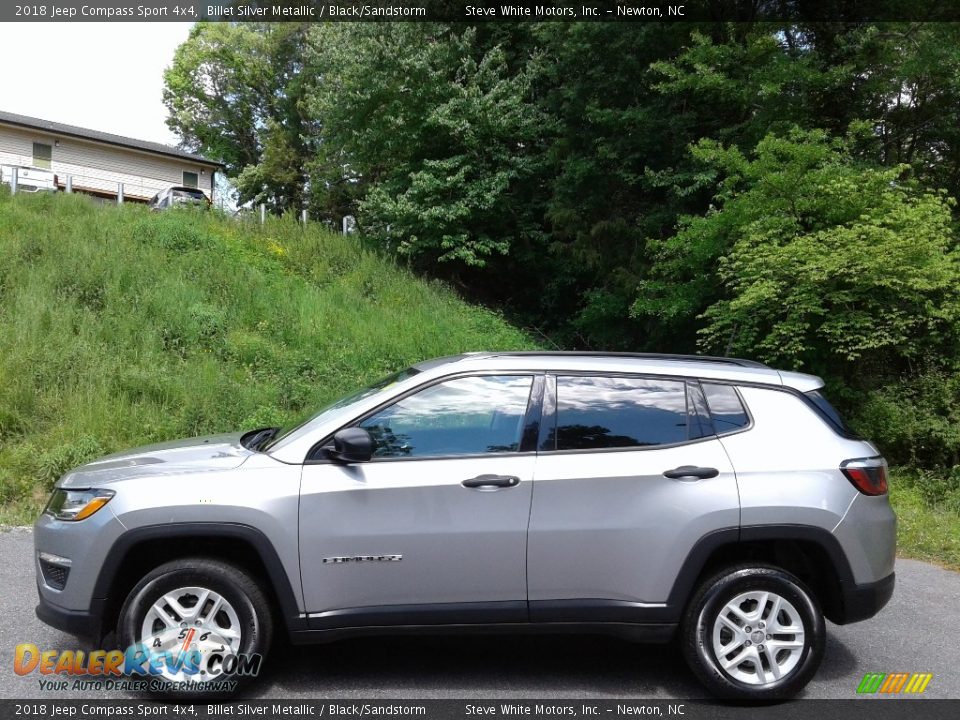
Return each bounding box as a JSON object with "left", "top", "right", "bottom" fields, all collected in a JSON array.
[
  {"left": 637, "top": 129, "right": 960, "bottom": 379},
  {"left": 889, "top": 472, "right": 960, "bottom": 571},
  {"left": 305, "top": 24, "right": 546, "bottom": 268},
  {"left": 164, "top": 22, "right": 311, "bottom": 211},
  {"left": 0, "top": 193, "right": 534, "bottom": 523},
  {"left": 158, "top": 20, "right": 960, "bottom": 504},
  {"left": 851, "top": 371, "right": 960, "bottom": 468}
]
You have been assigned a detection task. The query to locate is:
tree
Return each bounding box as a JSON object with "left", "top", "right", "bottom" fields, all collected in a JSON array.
[
  {"left": 304, "top": 23, "right": 546, "bottom": 269},
  {"left": 163, "top": 22, "right": 312, "bottom": 211},
  {"left": 642, "top": 128, "right": 960, "bottom": 383}
]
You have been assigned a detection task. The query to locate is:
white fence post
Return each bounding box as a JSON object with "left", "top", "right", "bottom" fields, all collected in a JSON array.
[
  {"left": 260, "top": 204, "right": 266, "bottom": 225},
  {"left": 301, "top": 208, "right": 307, "bottom": 225},
  {"left": 65, "top": 175, "right": 72, "bottom": 193},
  {"left": 10, "top": 167, "right": 17, "bottom": 194},
  {"left": 117, "top": 183, "right": 124, "bottom": 205}
]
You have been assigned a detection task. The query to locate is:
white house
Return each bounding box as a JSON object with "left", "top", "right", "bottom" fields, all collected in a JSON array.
[{"left": 0, "top": 110, "right": 221, "bottom": 203}]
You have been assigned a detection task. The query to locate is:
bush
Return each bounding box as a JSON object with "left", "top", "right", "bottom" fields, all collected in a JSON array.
[{"left": 851, "top": 370, "right": 960, "bottom": 468}]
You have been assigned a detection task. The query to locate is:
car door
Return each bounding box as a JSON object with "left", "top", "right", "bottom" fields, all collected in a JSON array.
[
  {"left": 299, "top": 373, "right": 541, "bottom": 629},
  {"left": 527, "top": 374, "right": 740, "bottom": 620}
]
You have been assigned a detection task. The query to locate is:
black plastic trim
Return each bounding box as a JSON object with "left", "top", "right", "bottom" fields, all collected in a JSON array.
[
  {"left": 91, "top": 522, "right": 306, "bottom": 634},
  {"left": 483, "top": 351, "right": 768, "bottom": 369},
  {"left": 664, "top": 527, "right": 741, "bottom": 621},
  {"left": 529, "top": 599, "right": 667, "bottom": 623},
  {"left": 290, "top": 622, "right": 677, "bottom": 645},
  {"left": 519, "top": 375, "right": 545, "bottom": 453},
  {"left": 738, "top": 523, "right": 886, "bottom": 624},
  {"left": 841, "top": 572, "right": 895, "bottom": 624},
  {"left": 308, "top": 601, "right": 528, "bottom": 630},
  {"left": 35, "top": 590, "right": 107, "bottom": 641},
  {"left": 739, "top": 524, "right": 855, "bottom": 584}
]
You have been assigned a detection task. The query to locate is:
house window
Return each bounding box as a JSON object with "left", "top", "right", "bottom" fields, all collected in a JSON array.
[
  {"left": 33, "top": 142, "right": 52, "bottom": 170},
  {"left": 182, "top": 171, "right": 199, "bottom": 188}
]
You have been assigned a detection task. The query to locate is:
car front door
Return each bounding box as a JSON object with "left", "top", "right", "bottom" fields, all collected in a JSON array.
[
  {"left": 527, "top": 374, "right": 740, "bottom": 621},
  {"left": 299, "top": 373, "right": 540, "bottom": 629}
]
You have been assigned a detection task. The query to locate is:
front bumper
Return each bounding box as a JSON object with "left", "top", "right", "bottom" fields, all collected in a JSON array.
[
  {"left": 837, "top": 571, "right": 895, "bottom": 624},
  {"left": 35, "top": 588, "right": 106, "bottom": 642}
]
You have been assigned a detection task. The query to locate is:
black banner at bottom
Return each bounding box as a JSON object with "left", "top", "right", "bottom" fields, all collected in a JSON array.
[{"left": 0, "top": 700, "right": 957, "bottom": 720}]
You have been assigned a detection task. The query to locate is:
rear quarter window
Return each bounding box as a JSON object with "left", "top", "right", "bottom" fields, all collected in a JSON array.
[
  {"left": 804, "top": 389, "right": 857, "bottom": 436},
  {"left": 702, "top": 383, "right": 750, "bottom": 434}
]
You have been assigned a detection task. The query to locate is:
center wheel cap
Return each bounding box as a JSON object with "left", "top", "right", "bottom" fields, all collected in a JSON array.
[{"left": 751, "top": 630, "right": 765, "bottom": 644}]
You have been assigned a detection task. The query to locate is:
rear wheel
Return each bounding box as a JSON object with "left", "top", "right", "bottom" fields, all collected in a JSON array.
[
  {"left": 681, "top": 565, "right": 825, "bottom": 700},
  {"left": 117, "top": 557, "right": 272, "bottom": 696}
]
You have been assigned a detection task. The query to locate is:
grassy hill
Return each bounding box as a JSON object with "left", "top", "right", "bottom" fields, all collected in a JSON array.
[{"left": 0, "top": 191, "right": 534, "bottom": 523}]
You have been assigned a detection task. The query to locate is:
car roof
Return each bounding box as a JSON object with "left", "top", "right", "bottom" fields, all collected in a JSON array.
[{"left": 413, "top": 352, "right": 823, "bottom": 392}]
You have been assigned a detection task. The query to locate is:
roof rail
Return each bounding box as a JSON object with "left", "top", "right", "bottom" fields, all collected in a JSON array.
[{"left": 483, "top": 351, "right": 769, "bottom": 369}]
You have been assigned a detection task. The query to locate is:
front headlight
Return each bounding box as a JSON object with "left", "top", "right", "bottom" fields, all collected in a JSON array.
[{"left": 44, "top": 488, "right": 115, "bottom": 521}]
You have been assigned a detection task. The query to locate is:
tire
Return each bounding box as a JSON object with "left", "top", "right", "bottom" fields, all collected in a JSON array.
[
  {"left": 680, "top": 564, "right": 825, "bottom": 700},
  {"left": 117, "top": 557, "right": 273, "bottom": 696}
]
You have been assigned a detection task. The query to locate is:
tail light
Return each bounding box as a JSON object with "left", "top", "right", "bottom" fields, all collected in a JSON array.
[{"left": 841, "top": 456, "right": 888, "bottom": 495}]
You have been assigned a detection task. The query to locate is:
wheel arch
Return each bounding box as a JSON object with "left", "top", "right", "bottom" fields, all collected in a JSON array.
[
  {"left": 93, "top": 522, "right": 305, "bottom": 641},
  {"left": 668, "top": 525, "right": 855, "bottom": 624}
]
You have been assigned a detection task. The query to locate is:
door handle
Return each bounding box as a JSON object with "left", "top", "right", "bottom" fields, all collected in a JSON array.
[
  {"left": 462, "top": 474, "right": 521, "bottom": 489},
  {"left": 663, "top": 465, "right": 719, "bottom": 480}
]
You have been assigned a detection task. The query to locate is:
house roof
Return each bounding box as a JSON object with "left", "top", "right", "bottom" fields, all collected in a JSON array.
[{"left": 0, "top": 110, "right": 223, "bottom": 168}]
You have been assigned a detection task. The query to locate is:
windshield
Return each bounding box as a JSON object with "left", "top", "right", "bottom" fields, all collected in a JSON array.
[{"left": 261, "top": 367, "right": 420, "bottom": 451}]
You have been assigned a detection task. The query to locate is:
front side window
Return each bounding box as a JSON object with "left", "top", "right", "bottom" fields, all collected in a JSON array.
[
  {"left": 359, "top": 375, "right": 534, "bottom": 459},
  {"left": 551, "top": 376, "right": 690, "bottom": 450}
]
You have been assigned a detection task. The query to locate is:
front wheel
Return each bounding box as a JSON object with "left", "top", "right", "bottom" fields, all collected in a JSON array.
[
  {"left": 117, "top": 557, "right": 273, "bottom": 696},
  {"left": 681, "top": 565, "right": 825, "bottom": 700}
]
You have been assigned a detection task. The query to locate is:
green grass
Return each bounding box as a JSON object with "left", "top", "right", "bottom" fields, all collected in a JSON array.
[
  {"left": 0, "top": 191, "right": 534, "bottom": 524},
  {"left": 889, "top": 469, "right": 960, "bottom": 571}
]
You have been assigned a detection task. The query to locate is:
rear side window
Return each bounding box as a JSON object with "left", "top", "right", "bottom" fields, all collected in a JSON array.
[
  {"left": 702, "top": 383, "right": 750, "bottom": 434},
  {"left": 552, "top": 376, "right": 692, "bottom": 450}
]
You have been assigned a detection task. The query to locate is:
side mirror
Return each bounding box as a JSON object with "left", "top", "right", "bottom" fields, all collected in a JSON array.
[{"left": 325, "top": 427, "right": 374, "bottom": 464}]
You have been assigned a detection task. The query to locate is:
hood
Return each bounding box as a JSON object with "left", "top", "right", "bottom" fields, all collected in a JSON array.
[{"left": 59, "top": 432, "right": 254, "bottom": 488}]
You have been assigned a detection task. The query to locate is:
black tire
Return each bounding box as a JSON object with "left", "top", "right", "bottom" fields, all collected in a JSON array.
[
  {"left": 117, "top": 557, "right": 273, "bottom": 696},
  {"left": 680, "top": 564, "right": 825, "bottom": 700}
]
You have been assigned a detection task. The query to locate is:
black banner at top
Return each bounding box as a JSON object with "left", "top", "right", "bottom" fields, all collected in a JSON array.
[{"left": 3, "top": 0, "right": 957, "bottom": 23}]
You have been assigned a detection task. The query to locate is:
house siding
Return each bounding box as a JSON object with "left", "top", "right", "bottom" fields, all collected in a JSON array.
[{"left": 0, "top": 124, "right": 216, "bottom": 201}]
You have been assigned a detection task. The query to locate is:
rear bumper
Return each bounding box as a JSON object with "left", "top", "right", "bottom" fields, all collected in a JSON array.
[
  {"left": 837, "top": 572, "right": 895, "bottom": 624},
  {"left": 35, "top": 587, "right": 105, "bottom": 642}
]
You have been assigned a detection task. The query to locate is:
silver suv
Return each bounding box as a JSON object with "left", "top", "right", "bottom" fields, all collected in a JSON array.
[{"left": 34, "top": 352, "right": 895, "bottom": 699}]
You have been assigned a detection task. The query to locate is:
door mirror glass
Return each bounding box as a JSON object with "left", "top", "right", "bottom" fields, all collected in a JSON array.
[{"left": 326, "top": 427, "right": 375, "bottom": 463}]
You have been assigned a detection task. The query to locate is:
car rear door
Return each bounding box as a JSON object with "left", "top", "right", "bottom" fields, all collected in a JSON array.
[{"left": 527, "top": 374, "right": 740, "bottom": 621}]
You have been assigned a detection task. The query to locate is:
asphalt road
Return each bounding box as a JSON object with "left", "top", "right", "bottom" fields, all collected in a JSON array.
[{"left": 1, "top": 526, "right": 957, "bottom": 700}]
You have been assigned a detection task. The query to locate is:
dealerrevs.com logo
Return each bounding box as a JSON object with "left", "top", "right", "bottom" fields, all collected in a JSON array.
[
  {"left": 14, "top": 640, "right": 262, "bottom": 693},
  {"left": 856, "top": 672, "right": 934, "bottom": 694}
]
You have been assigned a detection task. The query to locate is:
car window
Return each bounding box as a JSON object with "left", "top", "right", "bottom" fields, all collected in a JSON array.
[
  {"left": 702, "top": 383, "right": 750, "bottom": 433},
  {"left": 551, "top": 376, "right": 689, "bottom": 450},
  {"left": 359, "top": 375, "right": 534, "bottom": 459}
]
